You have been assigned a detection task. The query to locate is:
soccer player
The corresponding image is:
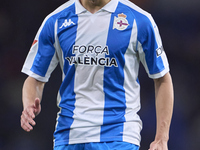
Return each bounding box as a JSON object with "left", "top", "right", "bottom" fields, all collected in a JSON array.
[{"left": 20, "top": 0, "right": 174, "bottom": 150}]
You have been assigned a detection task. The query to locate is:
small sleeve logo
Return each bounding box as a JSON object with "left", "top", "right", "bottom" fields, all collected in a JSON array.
[
  {"left": 30, "top": 40, "right": 38, "bottom": 51},
  {"left": 156, "top": 46, "right": 164, "bottom": 57}
]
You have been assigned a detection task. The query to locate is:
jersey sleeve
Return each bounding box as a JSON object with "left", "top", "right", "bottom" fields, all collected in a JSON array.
[
  {"left": 137, "top": 14, "right": 169, "bottom": 79},
  {"left": 22, "top": 16, "right": 59, "bottom": 82}
]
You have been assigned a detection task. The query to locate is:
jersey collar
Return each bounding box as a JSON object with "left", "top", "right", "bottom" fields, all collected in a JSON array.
[
  {"left": 75, "top": 0, "right": 119, "bottom": 14},
  {"left": 101, "top": 0, "right": 119, "bottom": 13}
]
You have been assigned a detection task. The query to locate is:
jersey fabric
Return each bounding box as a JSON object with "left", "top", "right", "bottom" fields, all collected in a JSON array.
[{"left": 22, "top": 0, "right": 169, "bottom": 148}]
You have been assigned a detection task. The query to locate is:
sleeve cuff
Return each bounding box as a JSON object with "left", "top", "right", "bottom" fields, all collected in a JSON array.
[{"left": 21, "top": 67, "right": 49, "bottom": 82}]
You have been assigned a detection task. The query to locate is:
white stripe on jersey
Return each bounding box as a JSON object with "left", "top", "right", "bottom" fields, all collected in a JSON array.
[{"left": 69, "top": 10, "right": 111, "bottom": 144}]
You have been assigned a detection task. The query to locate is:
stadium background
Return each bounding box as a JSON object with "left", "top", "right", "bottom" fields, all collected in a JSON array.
[{"left": 0, "top": 0, "right": 200, "bottom": 149}]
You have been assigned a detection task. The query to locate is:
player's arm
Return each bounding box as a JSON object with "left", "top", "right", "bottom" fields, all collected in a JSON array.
[
  {"left": 21, "top": 76, "right": 45, "bottom": 132},
  {"left": 149, "top": 72, "right": 174, "bottom": 150}
]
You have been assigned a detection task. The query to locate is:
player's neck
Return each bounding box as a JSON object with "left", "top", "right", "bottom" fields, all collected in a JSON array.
[{"left": 79, "top": 0, "right": 111, "bottom": 14}]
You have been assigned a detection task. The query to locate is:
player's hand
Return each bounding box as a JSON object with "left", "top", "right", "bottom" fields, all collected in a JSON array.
[
  {"left": 21, "top": 98, "right": 41, "bottom": 132},
  {"left": 148, "top": 139, "right": 168, "bottom": 150}
]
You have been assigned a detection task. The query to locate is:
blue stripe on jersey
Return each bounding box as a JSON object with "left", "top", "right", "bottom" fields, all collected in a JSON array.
[
  {"left": 135, "top": 11, "right": 165, "bottom": 75},
  {"left": 136, "top": 78, "right": 140, "bottom": 85},
  {"left": 100, "top": 2, "right": 134, "bottom": 142},
  {"left": 53, "top": 3, "right": 78, "bottom": 146},
  {"left": 31, "top": 18, "right": 55, "bottom": 77}
]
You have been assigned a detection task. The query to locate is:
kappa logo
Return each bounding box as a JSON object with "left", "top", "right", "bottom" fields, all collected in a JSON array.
[
  {"left": 113, "top": 13, "right": 129, "bottom": 31},
  {"left": 59, "top": 19, "right": 75, "bottom": 29}
]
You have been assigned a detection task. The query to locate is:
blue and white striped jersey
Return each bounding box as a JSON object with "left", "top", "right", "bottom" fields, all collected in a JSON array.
[{"left": 22, "top": 0, "right": 169, "bottom": 147}]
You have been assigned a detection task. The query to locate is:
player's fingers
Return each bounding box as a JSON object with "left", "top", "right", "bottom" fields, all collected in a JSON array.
[
  {"left": 25, "top": 107, "right": 36, "bottom": 119},
  {"left": 22, "top": 109, "right": 36, "bottom": 126},
  {"left": 21, "top": 114, "right": 34, "bottom": 131},
  {"left": 20, "top": 114, "right": 33, "bottom": 132},
  {"left": 21, "top": 120, "right": 32, "bottom": 132}
]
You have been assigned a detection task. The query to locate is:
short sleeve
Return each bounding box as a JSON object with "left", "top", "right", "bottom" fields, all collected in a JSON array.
[
  {"left": 137, "top": 14, "right": 169, "bottom": 79},
  {"left": 21, "top": 17, "right": 58, "bottom": 82}
]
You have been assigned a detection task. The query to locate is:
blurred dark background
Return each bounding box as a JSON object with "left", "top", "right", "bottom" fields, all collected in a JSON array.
[{"left": 0, "top": 0, "right": 200, "bottom": 149}]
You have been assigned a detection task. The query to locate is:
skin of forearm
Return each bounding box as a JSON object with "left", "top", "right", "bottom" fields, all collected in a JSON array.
[
  {"left": 22, "top": 76, "right": 45, "bottom": 109},
  {"left": 154, "top": 72, "right": 174, "bottom": 141}
]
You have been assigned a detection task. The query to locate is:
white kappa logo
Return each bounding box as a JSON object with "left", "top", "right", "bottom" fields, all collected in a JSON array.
[
  {"left": 59, "top": 19, "right": 75, "bottom": 29},
  {"left": 113, "top": 13, "right": 129, "bottom": 31}
]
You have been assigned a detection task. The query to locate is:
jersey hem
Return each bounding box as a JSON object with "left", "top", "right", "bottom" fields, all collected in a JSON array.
[{"left": 54, "top": 137, "right": 140, "bottom": 147}]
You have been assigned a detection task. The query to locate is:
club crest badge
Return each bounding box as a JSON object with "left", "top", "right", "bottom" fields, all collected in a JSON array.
[{"left": 113, "top": 13, "right": 129, "bottom": 31}]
